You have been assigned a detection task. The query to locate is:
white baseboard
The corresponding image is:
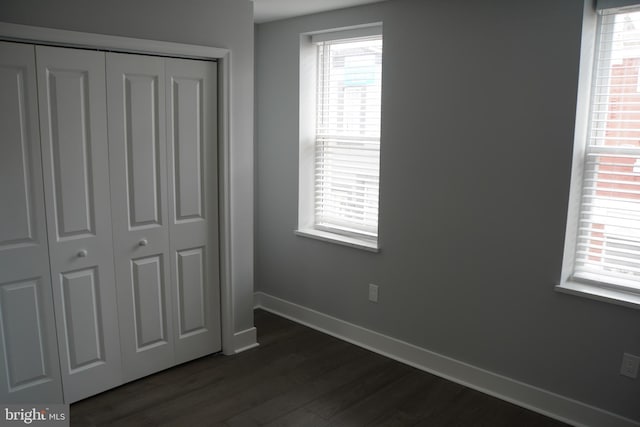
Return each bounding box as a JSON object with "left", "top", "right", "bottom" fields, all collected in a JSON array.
[
  {"left": 254, "top": 291, "right": 639, "bottom": 427},
  {"left": 233, "top": 326, "right": 259, "bottom": 354}
]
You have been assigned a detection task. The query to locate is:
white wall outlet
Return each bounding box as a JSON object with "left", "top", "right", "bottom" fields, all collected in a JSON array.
[
  {"left": 620, "top": 353, "right": 640, "bottom": 379},
  {"left": 368, "top": 283, "right": 379, "bottom": 303}
]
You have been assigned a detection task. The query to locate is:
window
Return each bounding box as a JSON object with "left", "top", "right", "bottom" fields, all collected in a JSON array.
[
  {"left": 297, "top": 25, "right": 382, "bottom": 251},
  {"left": 560, "top": 1, "right": 640, "bottom": 306}
]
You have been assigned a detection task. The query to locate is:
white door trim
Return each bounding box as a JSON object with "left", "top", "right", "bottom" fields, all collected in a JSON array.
[
  {"left": 0, "top": 22, "right": 227, "bottom": 59},
  {"left": 0, "top": 21, "right": 236, "bottom": 356}
]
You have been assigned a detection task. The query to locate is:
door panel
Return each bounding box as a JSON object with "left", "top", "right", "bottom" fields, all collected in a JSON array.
[
  {"left": 125, "top": 74, "right": 162, "bottom": 227},
  {"left": 176, "top": 247, "right": 206, "bottom": 336},
  {"left": 0, "top": 41, "right": 63, "bottom": 404},
  {"left": 1, "top": 280, "right": 49, "bottom": 389},
  {"left": 0, "top": 65, "right": 36, "bottom": 247},
  {"left": 172, "top": 78, "right": 204, "bottom": 221},
  {"left": 46, "top": 70, "right": 95, "bottom": 238},
  {"left": 107, "top": 52, "right": 174, "bottom": 381},
  {"left": 166, "top": 58, "right": 220, "bottom": 363},
  {"left": 37, "top": 45, "right": 122, "bottom": 403},
  {"left": 60, "top": 268, "right": 104, "bottom": 371},
  {"left": 131, "top": 255, "right": 167, "bottom": 349},
  {"left": 131, "top": 256, "right": 168, "bottom": 352}
]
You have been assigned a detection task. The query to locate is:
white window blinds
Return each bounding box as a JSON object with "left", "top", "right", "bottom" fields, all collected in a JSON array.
[
  {"left": 314, "top": 34, "right": 382, "bottom": 239},
  {"left": 574, "top": 7, "right": 640, "bottom": 291}
]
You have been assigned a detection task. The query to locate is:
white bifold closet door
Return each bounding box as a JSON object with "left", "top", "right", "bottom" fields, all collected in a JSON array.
[
  {"left": 0, "top": 42, "right": 63, "bottom": 404},
  {"left": 36, "top": 46, "right": 123, "bottom": 403},
  {"left": 107, "top": 52, "right": 220, "bottom": 381},
  {"left": 165, "top": 58, "right": 221, "bottom": 364},
  {"left": 0, "top": 42, "right": 220, "bottom": 403},
  {"left": 106, "top": 53, "right": 174, "bottom": 381}
]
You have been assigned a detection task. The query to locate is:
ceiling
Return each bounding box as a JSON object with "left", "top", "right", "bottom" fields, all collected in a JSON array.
[{"left": 253, "top": 0, "right": 387, "bottom": 24}]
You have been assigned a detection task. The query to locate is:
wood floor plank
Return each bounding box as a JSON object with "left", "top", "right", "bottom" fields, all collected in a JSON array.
[
  {"left": 225, "top": 350, "right": 387, "bottom": 426},
  {"left": 263, "top": 407, "right": 328, "bottom": 427},
  {"left": 153, "top": 339, "right": 359, "bottom": 426},
  {"left": 71, "top": 310, "right": 568, "bottom": 427},
  {"left": 324, "top": 370, "right": 437, "bottom": 426},
  {"left": 301, "top": 361, "right": 414, "bottom": 420},
  {"left": 369, "top": 377, "right": 466, "bottom": 426}
]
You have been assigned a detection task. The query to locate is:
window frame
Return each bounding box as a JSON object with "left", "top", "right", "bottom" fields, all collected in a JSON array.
[
  {"left": 558, "top": 1, "right": 640, "bottom": 309},
  {"left": 296, "top": 24, "right": 383, "bottom": 252}
]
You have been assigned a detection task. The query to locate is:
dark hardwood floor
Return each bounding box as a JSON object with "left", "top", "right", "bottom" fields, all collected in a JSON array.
[{"left": 71, "top": 309, "right": 568, "bottom": 426}]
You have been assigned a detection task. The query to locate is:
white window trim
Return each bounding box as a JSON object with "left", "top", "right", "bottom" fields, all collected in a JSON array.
[
  {"left": 294, "top": 229, "right": 379, "bottom": 252},
  {"left": 557, "top": 1, "right": 640, "bottom": 309},
  {"left": 556, "top": 280, "right": 640, "bottom": 309},
  {"left": 296, "top": 23, "right": 382, "bottom": 252}
]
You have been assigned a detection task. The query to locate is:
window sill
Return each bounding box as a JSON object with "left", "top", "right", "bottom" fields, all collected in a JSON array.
[
  {"left": 555, "top": 281, "right": 640, "bottom": 310},
  {"left": 294, "top": 228, "right": 380, "bottom": 253}
]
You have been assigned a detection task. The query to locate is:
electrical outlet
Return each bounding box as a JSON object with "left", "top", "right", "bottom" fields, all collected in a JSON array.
[
  {"left": 368, "top": 283, "right": 379, "bottom": 303},
  {"left": 620, "top": 353, "right": 640, "bottom": 379}
]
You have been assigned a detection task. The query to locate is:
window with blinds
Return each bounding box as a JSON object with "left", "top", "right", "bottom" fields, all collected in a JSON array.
[
  {"left": 314, "top": 34, "right": 382, "bottom": 240},
  {"left": 573, "top": 6, "right": 640, "bottom": 292}
]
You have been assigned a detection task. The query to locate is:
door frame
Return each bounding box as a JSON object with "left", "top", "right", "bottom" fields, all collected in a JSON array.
[{"left": 0, "top": 22, "right": 236, "bottom": 356}]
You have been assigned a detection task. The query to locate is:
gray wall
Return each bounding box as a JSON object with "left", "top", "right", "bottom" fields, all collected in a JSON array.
[
  {"left": 255, "top": 0, "right": 640, "bottom": 421},
  {"left": 0, "top": 0, "right": 256, "bottom": 336}
]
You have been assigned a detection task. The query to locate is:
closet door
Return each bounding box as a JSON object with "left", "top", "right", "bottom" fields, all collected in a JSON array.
[
  {"left": 106, "top": 52, "right": 174, "bottom": 381},
  {"left": 0, "top": 42, "right": 63, "bottom": 404},
  {"left": 36, "top": 46, "right": 122, "bottom": 402},
  {"left": 166, "top": 58, "right": 221, "bottom": 363}
]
